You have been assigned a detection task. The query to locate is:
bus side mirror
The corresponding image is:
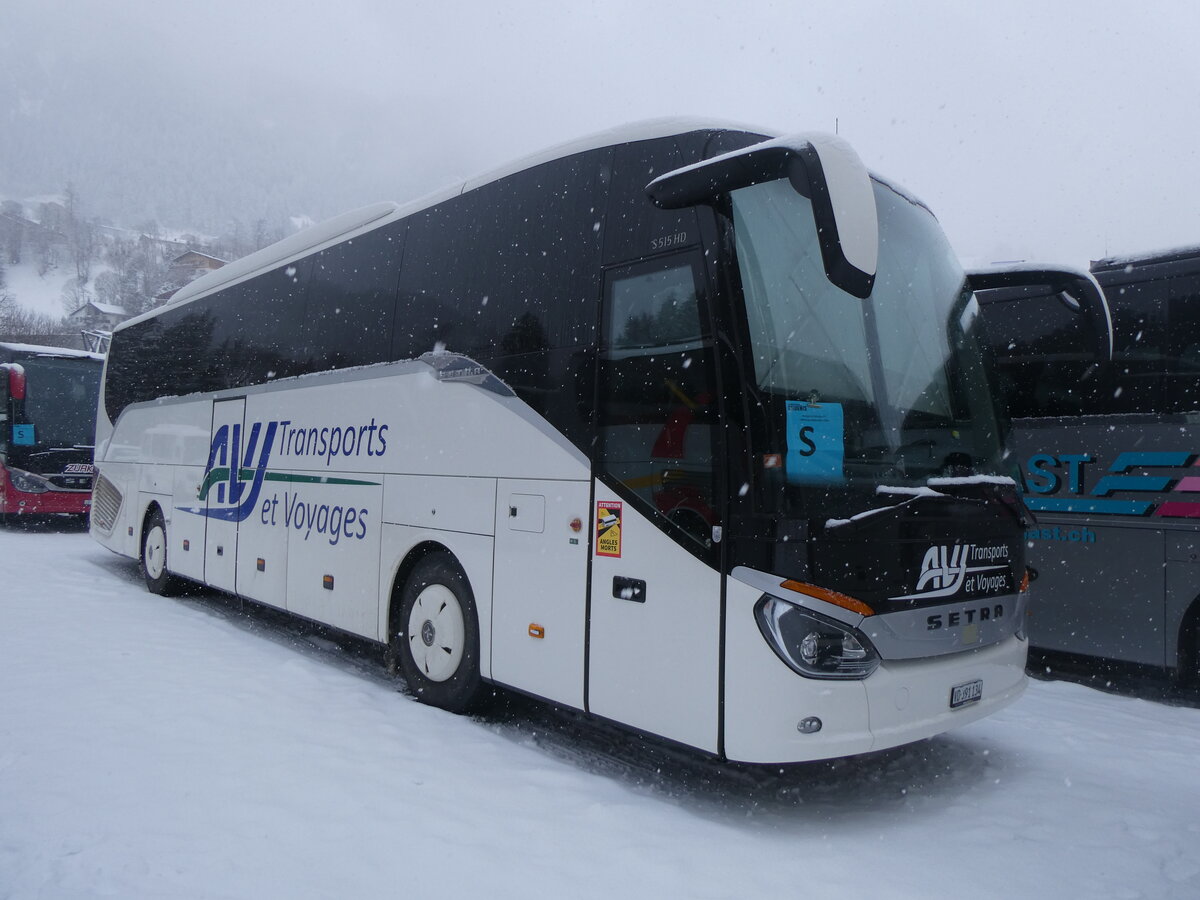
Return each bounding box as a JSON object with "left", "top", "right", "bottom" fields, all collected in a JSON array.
[
  {"left": 968, "top": 266, "right": 1113, "bottom": 362},
  {"left": 647, "top": 132, "right": 879, "bottom": 299}
]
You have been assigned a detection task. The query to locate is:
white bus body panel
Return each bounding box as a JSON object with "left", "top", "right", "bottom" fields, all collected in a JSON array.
[
  {"left": 169, "top": 465, "right": 207, "bottom": 582},
  {"left": 490, "top": 478, "right": 590, "bottom": 709},
  {"left": 722, "top": 574, "right": 1028, "bottom": 764},
  {"left": 381, "top": 474, "right": 497, "bottom": 538},
  {"left": 724, "top": 576, "right": 874, "bottom": 761},
  {"left": 204, "top": 399, "right": 244, "bottom": 594},
  {"left": 94, "top": 361, "right": 590, "bottom": 650},
  {"left": 588, "top": 482, "right": 721, "bottom": 753}
]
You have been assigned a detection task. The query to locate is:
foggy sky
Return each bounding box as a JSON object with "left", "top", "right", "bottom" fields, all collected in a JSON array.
[{"left": 3, "top": 0, "right": 1198, "bottom": 267}]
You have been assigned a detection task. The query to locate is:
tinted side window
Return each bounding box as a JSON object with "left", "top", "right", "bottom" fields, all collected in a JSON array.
[
  {"left": 472, "top": 155, "right": 606, "bottom": 350},
  {"left": 105, "top": 261, "right": 313, "bottom": 422},
  {"left": 1099, "top": 278, "right": 1167, "bottom": 414},
  {"left": 393, "top": 197, "right": 478, "bottom": 361},
  {"left": 307, "top": 223, "right": 403, "bottom": 371},
  {"left": 603, "top": 138, "right": 699, "bottom": 265},
  {"left": 106, "top": 299, "right": 225, "bottom": 421},
  {"left": 396, "top": 155, "right": 607, "bottom": 363},
  {"left": 1163, "top": 274, "right": 1200, "bottom": 412},
  {"left": 211, "top": 259, "right": 314, "bottom": 386},
  {"left": 980, "top": 279, "right": 1171, "bottom": 418},
  {"left": 978, "top": 289, "right": 1101, "bottom": 418}
]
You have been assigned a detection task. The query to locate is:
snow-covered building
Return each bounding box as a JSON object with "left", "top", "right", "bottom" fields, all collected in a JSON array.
[
  {"left": 65, "top": 299, "right": 130, "bottom": 330},
  {"left": 154, "top": 249, "right": 227, "bottom": 302}
]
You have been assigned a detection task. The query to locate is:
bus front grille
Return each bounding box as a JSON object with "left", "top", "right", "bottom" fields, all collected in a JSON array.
[{"left": 90, "top": 475, "right": 123, "bottom": 535}]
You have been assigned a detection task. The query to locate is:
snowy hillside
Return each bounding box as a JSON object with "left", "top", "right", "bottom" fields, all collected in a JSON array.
[
  {"left": 3, "top": 256, "right": 97, "bottom": 319},
  {"left": 2, "top": 525, "right": 1198, "bottom": 900}
]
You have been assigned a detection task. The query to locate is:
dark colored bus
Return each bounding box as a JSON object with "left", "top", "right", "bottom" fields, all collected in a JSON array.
[
  {"left": 0, "top": 342, "right": 103, "bottom": 520},
  {"left": 978, "top": 246, "right": 1200, "bottom": 682}
]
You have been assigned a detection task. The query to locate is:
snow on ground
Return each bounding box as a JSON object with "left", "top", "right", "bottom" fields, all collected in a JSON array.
[{"left": 2, "top": 525, "right": 1199, "bottom": 900}]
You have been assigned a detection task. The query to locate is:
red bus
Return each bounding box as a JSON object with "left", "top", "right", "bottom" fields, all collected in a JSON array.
[{"left": 1, "top": 342, "right": 103, "bottom": 521}]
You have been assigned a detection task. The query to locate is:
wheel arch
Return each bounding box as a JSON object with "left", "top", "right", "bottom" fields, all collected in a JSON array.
[
  {"left": 379, "top": 529, "right": 495, "bottom": 676},
  {"left": 1175, "top": 593, "right": 1200, "bottom": 685},
  {"left": 140, "top": 498, "right": 166, "bottom": 543},
  {"left": 386, "top": 540, "right": 457, "bottom": 637}
]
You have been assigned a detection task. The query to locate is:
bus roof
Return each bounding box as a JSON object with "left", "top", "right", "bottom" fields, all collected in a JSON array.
[
  {"left": 128, "top": 117, "right": 932, "bottom": 332},
  {"left": 1091, "top": 243, "right": 1200, "bottom": 273},
  {"left": 144, "top": 118, "right": 771, "bottom": 323},
  {"left": 0, "top": 341, "right": 104, "bottom": 362}
]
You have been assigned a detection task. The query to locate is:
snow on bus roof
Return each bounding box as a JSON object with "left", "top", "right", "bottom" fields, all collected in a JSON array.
[
  {"left": 0, "top": 341, "right": 104, "bottom": 361},
  {"left": 1091, "top": 243, "right": 1200, "bottom": 271},
  {"left": 135, "top": 119, "right": 772, "bottom": 328}
]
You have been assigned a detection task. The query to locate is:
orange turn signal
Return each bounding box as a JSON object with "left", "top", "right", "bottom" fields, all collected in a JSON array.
[
  {"left": 528, "top": 624, "right": 545, "bottom": 639},
  {"left": 779, "top": 580, "right": 875, "bottom": 617}
]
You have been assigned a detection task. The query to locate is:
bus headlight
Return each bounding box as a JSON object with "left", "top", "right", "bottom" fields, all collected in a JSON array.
[
  {"left": 755, "top": 595, "right": 880, "bottom": 680},
  {"left": 7, "top": 467, "right": 50, "bottom": 494}
]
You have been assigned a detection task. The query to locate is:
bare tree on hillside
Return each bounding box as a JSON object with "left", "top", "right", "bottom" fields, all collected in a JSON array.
[
  {"left": 0, "top": 296, "right": 64, "bottom": 341},
  {"left": 63, "top": 183, "right": 98, "bottom": 285},
  {"left": 1, "top": 201, "right": 24, "bottom": 264}
]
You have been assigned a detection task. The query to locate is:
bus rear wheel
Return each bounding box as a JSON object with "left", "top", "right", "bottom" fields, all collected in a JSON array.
[
  {"left": 392, "top": 553, "right": 484, "bottom": 713},
  {"left": 141, "top": 507, "right": 185, "bottom": 596}
]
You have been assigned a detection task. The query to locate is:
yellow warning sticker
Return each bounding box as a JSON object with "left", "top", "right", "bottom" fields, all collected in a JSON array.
[{"left": 596, "top": 501, "right": 623, "bottom": 558}]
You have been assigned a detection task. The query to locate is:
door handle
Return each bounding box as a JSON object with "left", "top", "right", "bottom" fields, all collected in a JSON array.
[{"left": 612, "top": 576, "right": 646, "bottom": 603}]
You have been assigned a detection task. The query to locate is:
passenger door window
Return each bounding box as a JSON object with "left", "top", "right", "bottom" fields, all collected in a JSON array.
[{"left": 596, "top": 254, "right": 719, "bottom": 551}]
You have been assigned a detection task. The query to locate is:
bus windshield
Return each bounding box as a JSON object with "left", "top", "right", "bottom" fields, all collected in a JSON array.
[
  {"left": 731, "top": 177, "right": 1005, "bottom": 517},
  {"left": 17, "top": 357, "right": 101, "bottom": 450}
]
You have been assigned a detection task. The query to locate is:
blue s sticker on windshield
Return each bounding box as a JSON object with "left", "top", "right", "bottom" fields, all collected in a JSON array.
[
  {"left": 12, "top": 424, "right": 35, "bottom": 446},
  {"left": 785, "top": 401, "right": 844, "bottom": 484}
]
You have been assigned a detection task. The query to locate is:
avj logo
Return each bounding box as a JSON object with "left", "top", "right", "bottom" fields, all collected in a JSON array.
[
  {"left": 196, "top": 421, "right": 280, "bottom": 522},
  {"left": 180, "top": 419, "right": 381, "bottom": 528},
  {"left": 894, "top": 543, "right": 1010, "bottom": 600}
]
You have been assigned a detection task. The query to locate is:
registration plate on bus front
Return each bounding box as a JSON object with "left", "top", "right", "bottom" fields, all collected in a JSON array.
[{"left": 950, "top": 679, "right": 983, "bottom": 709}]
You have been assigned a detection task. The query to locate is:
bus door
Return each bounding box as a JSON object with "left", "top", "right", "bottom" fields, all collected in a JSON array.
[
  {"left": 587, "top": 253, "right": 724, "bottom": 754},
  {"left": 204, "top": 398, "right": 245, "bottom": 593}
]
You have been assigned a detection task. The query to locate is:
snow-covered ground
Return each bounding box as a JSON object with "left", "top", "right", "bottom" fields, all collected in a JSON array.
[
  {"left": 2, "top": 260, "right": 81, "bottom": 320},
  {"left": 2, "top": 525, "right": 1198, "bottom": 900}
]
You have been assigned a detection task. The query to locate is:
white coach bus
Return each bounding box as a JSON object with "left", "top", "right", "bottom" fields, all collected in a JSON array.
[{"left": 91, "top": 121, "right": 1032, "bottom": 763}]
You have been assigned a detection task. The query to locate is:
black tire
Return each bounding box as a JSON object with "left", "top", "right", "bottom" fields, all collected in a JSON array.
[
  {"left": 1188, "top": 620, "right": 1200, "bottom": 688},
  {"left": 141, "top": 507, "right": 185, "bottom": 596},
  {"left": 392, "top": 553, "right": 484, "bottom": 713}
]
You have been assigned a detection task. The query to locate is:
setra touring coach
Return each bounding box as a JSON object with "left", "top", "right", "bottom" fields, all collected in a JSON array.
[{"left": 90, "top": 120, "right": 1033, "bottom": 763}]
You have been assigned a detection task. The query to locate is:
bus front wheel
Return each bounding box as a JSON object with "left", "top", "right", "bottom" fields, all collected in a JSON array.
[
  {"left": 141, "top": 507, "right": 185, "bottom": 596},
  {"left": 393, "top": 553, "right": 485, "bottom": 713}
]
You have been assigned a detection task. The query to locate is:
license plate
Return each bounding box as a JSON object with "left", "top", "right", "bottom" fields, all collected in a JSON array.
[{"left": 950, "top": 679, "right": 983, "bottom": 709}]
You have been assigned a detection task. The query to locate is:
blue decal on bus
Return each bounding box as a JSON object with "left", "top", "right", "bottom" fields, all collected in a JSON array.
[
  {"left": 785, "top": 401, "right": 844, "bottom": 484},
  {"left": 1022, "top": 451, "right": 1199, "bottom": 517}
]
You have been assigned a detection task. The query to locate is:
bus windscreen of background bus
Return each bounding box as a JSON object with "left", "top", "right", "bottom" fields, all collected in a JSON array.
[{"left": 0, "top": 343, "right": 102, "bottom": 520}]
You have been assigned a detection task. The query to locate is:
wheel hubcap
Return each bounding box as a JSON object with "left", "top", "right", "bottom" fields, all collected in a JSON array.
[
  {"left": 145, "top": 525, "right": 166, "bottom": 580},
  {"left": 407, "top": 583, "right": 465, "bottom": 683}
]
